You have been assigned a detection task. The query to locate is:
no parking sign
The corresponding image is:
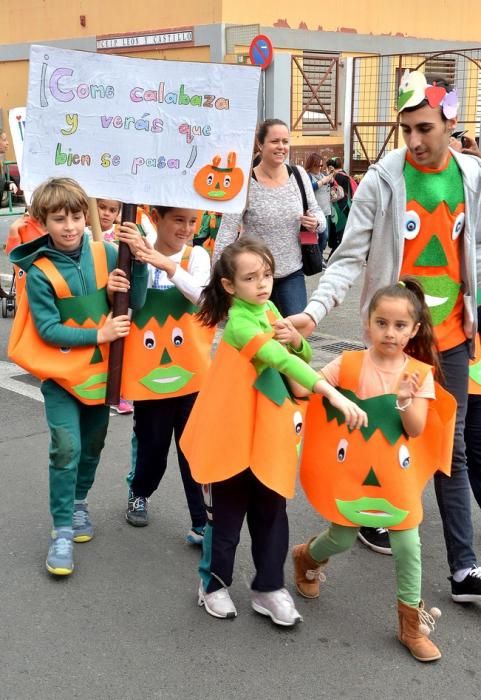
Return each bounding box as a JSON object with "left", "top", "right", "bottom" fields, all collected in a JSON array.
[{"left": 249, "top": 34, "right": 273, "bottom": 71}]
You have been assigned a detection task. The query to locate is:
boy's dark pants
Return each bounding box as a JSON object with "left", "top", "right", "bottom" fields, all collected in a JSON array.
[
  {"left": 199, "top": 468, "right": 289, "bottom": 594},
  {"left": 42, "top": 379, "right": 110, "bottom": 528},
  {"left": 131, "top": 393, "right": 206, "bottom": 529}
]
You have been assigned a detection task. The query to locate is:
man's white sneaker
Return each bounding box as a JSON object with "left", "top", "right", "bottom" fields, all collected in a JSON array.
[
  {"left": 198, "top": 581, "right": 237, "bottom": 619},
  {"left": 251, "top": 588, "right": 303, "bottom": 627}
]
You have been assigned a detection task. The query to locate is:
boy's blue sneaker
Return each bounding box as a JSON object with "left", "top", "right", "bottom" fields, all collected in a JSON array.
[
  {"left": 186, "top": 525, "right": 206, "bottom": 546},
  {"left": 46, "top": 528, "right": 74, "bottom": 576},
  {"left": 73, "top": 502, "right": 94, "bottom": 543}
]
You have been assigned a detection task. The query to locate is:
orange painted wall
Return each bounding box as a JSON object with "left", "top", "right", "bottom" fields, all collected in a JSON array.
[
  {"left": 0, "top": 1, "right": 222, "bottom": 44},
  {"left": 3, "top": 0, "right": 481, "bottom": 45},
  {"left": 221, "top": 0, "right": 481, "bottom": 43}
]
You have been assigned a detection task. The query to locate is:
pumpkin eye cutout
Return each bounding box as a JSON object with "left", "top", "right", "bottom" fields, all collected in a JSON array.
[
  {"left": 337, "top": 438, "right": 348, "bottom": 462},
  {"left": 206, "top": 173, "right": 214, "bottom": 186},
  {"left": 60, "top": 347, "right": 71, "bottom": 353},
  {"left": 403, "top": 210, "right": 421, "bottom": 240},
  {"left": 172, "top": 327, "right": 184, "bottom": 346},
  {"left": 452, "top": 212, "right": 465, "bottom": 240},
  {"left": 293, "top": 410, "right": 303, "bottom": 435},
  {"left": 224, "top": 175, "right": 231, "bottom": 188},
  {"left": 143, "top": 330, "right": 156, "bottom": 350},
  {"left": 398, "top": 444, "right": 411, "bottom": 469},
  {"left": 18, "top": 269, "right": 25, "bottom": 278}
]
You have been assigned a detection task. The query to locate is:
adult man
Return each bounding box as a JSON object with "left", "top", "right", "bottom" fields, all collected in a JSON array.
[{"left": 290, "top": 71, "right": 481, "bottom": 602}]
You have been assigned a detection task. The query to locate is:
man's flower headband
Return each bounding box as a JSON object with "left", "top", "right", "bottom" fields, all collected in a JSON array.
[{"left": 398, "top": 69, "right": 458, "bottom": 119}]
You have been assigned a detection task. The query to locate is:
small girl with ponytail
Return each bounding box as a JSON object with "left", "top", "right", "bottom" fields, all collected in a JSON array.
[
  {"left": 181, "top": 237, "right": 367, "bottom": 627},
  {"left": 293, "top": 276, "right": 456, "bottom": 662}
]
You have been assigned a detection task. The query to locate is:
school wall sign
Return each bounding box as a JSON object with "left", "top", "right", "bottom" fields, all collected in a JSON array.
[{"left": 96, "top": 27, "right": 194, "bottom": 53}]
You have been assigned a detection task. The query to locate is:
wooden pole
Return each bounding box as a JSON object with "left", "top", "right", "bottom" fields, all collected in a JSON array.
[
  {"left": 105, "top": 203, "right": 137, "bottom": 406},
  {"left": 87, "top": 197, "right": 103, "bottom": 242}
]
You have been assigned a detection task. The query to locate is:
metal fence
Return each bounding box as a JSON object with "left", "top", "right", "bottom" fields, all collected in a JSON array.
[{"left": 349, "top": 48, "right": 481, "bottom": 174}]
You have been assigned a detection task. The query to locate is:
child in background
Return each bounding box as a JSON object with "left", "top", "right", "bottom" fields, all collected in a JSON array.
[
  {"left": 293, "top": 278, "right": 455, "bottom": 661},
  {"left": 181, "top": 238, "right": 367, "bottom": 626},
  {"left": 193, "top": 211, "right": 222, "bottom": 255},
  {"left": 119, "top": 206, "right": 211, "bottom": 544},
  {"left": 8, "top": 178, "right": 147, "bottom": 576},
  {"left": 96, "top": 198, "right": 121, "bottom": 243}
]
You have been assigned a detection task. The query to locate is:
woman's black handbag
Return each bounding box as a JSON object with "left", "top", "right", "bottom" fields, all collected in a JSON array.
[{"left": 289, "top": 165, "right": 323, "bottom": 276}]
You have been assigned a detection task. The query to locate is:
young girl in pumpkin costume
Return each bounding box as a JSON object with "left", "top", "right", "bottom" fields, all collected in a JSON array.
[
  {"left": 293, "top": 278, "right": 456, "bottom": 661},
  {"left": 180, "top": 237, "right": 367, "bottom": 626},
  {"left": 118, "top": 206, "right": 212, "bottom": 545}
]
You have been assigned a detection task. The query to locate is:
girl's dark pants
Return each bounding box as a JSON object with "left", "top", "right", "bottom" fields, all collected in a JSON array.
[{"left": 199, "top": 468, "right": 288, "bottom": 593}]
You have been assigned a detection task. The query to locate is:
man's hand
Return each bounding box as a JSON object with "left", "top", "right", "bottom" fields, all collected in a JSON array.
[
  {"left": 462, "top": 136, "right": 481, "bottom": 159},
  {"left": 273, "top": 318, "right": 303, "bottom": 349},
  {"left": 288, "top": 312, "right": 316, "bottom": 338}
]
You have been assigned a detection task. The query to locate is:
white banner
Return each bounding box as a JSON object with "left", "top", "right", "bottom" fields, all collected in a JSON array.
[{"left": 22, "top": 45, "right": 261, "bottom": 212}]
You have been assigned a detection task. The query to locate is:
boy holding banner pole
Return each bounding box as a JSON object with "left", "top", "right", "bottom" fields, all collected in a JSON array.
[{"left": 8, "top": 179, "right": 147, "bottom": 576}]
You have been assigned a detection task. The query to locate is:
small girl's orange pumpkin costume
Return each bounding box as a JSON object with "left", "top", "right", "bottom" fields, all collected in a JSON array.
[
  {"left": 300, "top": 351, "right": 456, "bottom": 530},
  {"left": 180, "top": 331, "right": 308, "bottom": 499}
]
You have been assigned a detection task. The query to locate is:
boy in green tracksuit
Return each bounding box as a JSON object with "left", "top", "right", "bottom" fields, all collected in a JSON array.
[{"left": 9, "top": 178, "right": 147, "bottom": 576}]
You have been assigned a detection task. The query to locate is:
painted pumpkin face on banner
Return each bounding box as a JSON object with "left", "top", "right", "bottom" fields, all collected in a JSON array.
[
  {"left": 301, "top": 385, "right": 455, "bottom": 530},
  {"left": 194, "top": 152, "right": 244, "bottom": 201},
  {"left": 121, "top": 287, "right": 214, "bottom": 401}
]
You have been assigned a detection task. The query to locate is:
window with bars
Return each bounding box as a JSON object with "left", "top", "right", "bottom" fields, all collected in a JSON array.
[
  {"left": 424, "top": 56, "right": 456, "bottom": 86},
  {"left": 291, "top": 53, "right": 339, "bottom": 133}
]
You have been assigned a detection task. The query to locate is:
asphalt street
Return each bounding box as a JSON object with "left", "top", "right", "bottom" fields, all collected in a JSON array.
[{"left": 0, "top": 212, "right": 480, "bottom": 699}]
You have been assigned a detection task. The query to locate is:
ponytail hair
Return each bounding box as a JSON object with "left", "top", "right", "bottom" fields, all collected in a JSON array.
[
  {"left": 197, "top": 237, "right": 275, "bottom": 327},
  {"left": 368, "top": 276, "right": 442, "bottom": 381}
]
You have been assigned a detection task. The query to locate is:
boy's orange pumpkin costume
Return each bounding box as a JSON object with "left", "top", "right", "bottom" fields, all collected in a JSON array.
[
  {"left": 300, "top": 351, "right": 456, "bottom": 529},
  {"left": 121, "top": 248, "right": 214, "bottom": 401},
  {"left": 8, "top": 241, "right": 110, "bottom": 405}
]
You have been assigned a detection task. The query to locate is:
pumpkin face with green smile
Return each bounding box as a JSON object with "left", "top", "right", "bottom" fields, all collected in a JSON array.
[
  {"left": 402, "top": 157, "right": 465, "bottom": 330},
  {"left": 300, "top": 364, "right": 455, "bottom": 530},
  {"left": 121, "top": 288, "right": 214, "bottom": 401},
  {"left": 55, "top": 288, "right": 110, "bottom": 404}
]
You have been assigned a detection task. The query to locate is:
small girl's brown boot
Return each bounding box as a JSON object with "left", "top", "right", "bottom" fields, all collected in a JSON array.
[
  {"left": 292, "top": 540, "right": 327, "bottom": 598},
  {"left": 397, "top": 599, "right": 442, "bottom": 662}
]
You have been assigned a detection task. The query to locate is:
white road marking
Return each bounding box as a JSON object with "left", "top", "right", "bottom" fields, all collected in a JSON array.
[
  {"left": 0, "top": 361, "right": 118, "bottom": 415},
  {"left": 0, "top": 361, "right": 44, "bottom": 402}
]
